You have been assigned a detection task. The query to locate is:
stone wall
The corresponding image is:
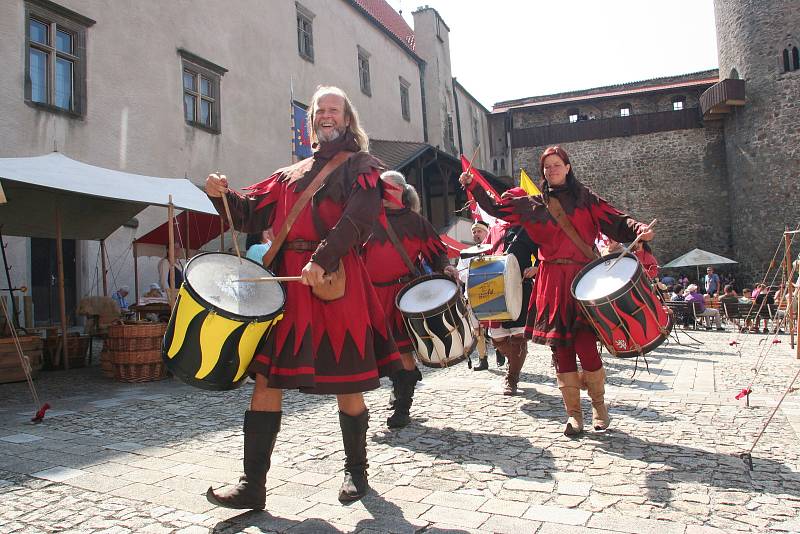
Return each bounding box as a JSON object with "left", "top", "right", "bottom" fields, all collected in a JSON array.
[
  {"left": 512, "top": 126, "right": 732, "bottom": 279},
  {"left": 512, "top": 90, "right": 707, "bottom": 129},
  {"left": 714, "top": 0, "right": 800, "bottom": 281}
]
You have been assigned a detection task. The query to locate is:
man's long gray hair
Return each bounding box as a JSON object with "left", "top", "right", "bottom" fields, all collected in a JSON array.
[{"left": 381, "top": 171, "right": 421, "bottom": 213}]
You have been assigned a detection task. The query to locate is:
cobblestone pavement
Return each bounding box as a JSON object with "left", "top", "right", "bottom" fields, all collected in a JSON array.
[{"left": 2, "top": 328, "right": 800, "bottom": 533}]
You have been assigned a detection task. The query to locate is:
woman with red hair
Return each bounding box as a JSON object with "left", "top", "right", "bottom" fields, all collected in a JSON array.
[{"left": 460, "top": 146, "right": 653, "bottom": 436}]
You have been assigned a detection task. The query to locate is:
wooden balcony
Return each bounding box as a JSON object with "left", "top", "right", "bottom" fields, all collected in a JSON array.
[
  {"left": 511, "top": 108, "right": 703, "bottom": 148},
  {"left": 700, "top": 78, "right": 746, "bottom": 121}
]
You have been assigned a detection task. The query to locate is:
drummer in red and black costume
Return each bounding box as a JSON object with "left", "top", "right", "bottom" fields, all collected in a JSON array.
[
  {"left": 204, "top": 86, "right": 402, "bottom": 510},
  {"left": 484, "top": 187, "right": 540, "bottom": 396},
  {"left": 460, "top": 146, "right": 654, "bottom": 436},
  {"left": 363, "top": 170, "right": 457, "bottom": 429}
]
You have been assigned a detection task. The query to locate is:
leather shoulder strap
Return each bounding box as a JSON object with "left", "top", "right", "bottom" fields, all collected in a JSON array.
[
  {"left": 385, "top": 218, "right": 421, "bottom": 277},
  {"left": 262, "top": 151, "right": 354, "bottom": 267},
  {"left": 545, "top": 197, "right": 599, "bottom": 261}
]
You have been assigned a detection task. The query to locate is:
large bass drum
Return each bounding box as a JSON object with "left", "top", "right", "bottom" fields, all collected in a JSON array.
[
  {"left": 572, "top": 252, "right": 671, "bottom": 358},
  {"left": 466, "top": 254, "right": 522, "bottom": 321},
  {"left": 162, "top": 252, "right": 285, "bottom": 390},
  {"left": 396, "top": 274, "right": 476, "bottom": 367}
]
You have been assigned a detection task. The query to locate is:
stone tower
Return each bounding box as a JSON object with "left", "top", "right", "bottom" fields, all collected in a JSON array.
[{"left": 712, "top": 0, "right": 800, "bottom": 280}]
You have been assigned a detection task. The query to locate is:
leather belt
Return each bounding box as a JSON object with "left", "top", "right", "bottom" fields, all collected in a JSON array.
[
  {"left": 373, "top": 274, "right": 415, "bottom": 287},
  {"left": 284, "top": 239, "right": 319, "bottom": 252},
  {"left": 544, "top": 258, "right": 582, "bottom": 265}
]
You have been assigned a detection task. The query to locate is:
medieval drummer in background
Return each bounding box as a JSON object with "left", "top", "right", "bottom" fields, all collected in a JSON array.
[
  {"left": 204, "top": 86, "right": 401, "bottom": 510},
  {"left": 460, "top": 146, "right": 654, "bottom": 436},
  {"left": 363, "top": 170, "right": 457, "bottom": 429},
  {"left": 482, "top": 187, "right": 539, "bottom": 396}
]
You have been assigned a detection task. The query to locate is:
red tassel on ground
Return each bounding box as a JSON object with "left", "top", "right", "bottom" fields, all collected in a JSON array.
[{"left": 31, "top": 403, "right": 50, "bottom": 423}]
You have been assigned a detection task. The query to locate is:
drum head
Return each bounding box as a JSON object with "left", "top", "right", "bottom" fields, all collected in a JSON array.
[
  {"left": 397, "top": 277, "right": 458, "bottom": 314},
  {"left": 184, "top": 252, "right": 284, "bottom": 319},
  {"left": 574, "top": 255, "right": 638, "bottom": 301},
  {"left": 460, "top": 243, "right": 491, "bottom": 259}
]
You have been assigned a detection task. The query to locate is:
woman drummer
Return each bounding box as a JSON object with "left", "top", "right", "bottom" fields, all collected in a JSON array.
[
  {"left": 363, "top": 171, "right": 456, "bottom": 428},
  {"left": 460, "top": 146, "right": 654, "bottom": 436}
]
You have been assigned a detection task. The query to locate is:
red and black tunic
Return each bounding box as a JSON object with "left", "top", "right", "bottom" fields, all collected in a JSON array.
[
  {"left": 469, "top": 181, "right": 645, "bottom": 347},
  {"left": 363, "top": 207, "right": 447, "bottom": 354},
  {"left": 211, "top": 132, "right": 401, "bottom": 394}
]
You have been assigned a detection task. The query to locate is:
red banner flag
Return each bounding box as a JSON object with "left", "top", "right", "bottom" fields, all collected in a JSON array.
[{"left": 460, "top": 155, "right": 500, "bottom": 201}]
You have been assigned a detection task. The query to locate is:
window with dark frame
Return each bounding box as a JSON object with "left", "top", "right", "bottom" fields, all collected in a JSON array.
[
  {"left": 296, "top": 3, "right": 314, "bottom": 62},
  {"left": 24, "top": 0, "right": 94, "bottom": 116},
  {"left": 784, "top": 45, "right": 800, "bottom": 72},
  {"left": 399, "top": 77, "right": 411, "bottom": 121},
  {"left": 178, "top": 49, "right": 226, "bottom": 133},
  {"left": 358, "top": 47, "right": 371, "bottom": 96},
  {"left": 619, "top": 104, "right": 631, "bottom": 117},
  {"left": 672, "top": 96, "right": 685, "bottom": 111}
]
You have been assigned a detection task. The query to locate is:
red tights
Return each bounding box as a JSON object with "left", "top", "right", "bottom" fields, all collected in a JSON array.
[{"left": 553, "top": 330, "right": 602, "bottom": 373}]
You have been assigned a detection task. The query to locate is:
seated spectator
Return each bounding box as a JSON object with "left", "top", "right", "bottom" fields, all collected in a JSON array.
[
  {"left": 685, "top": 284, "right": 724, "bottom": 331},
  {"left": 739, "top": 288, "right": 753, "bottom": 304},
  {"left": 719, "top": 285, "right": 738, "bottom": 305},
  {"left": 752, "top": 283, "right": 766, "bottom": 299},
  {"left": 671, "top": 285, "right": 685, "bottom": 302},
  {"left": 678, "top": 274, "right": 689, "bottom": 288},
  {"left": 669, "top": 286, "right": 692, "bottom": 328},
  {"left": 661, "top": 274, "right": 676, "bottom": 286},
  {"left": 111, "top": 286, "right": 130, "bottom": 312},
  {"left": 143, "top": 283, "right": 164, "bottom": 298},
  {"left": 754, "top": 289, "right": 776, "bottom": 333}
]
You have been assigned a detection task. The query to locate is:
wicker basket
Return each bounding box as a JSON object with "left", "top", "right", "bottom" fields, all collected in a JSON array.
[
  {"left": 43, "top": 334, "right": 90, "bottom": 369},
  {"left": 110, "top": 349, "right": 167, "bottom": 383},
  {"left": 106, "top": 323, "right": 167, "bottom": 352},
  {"left": 99, "top": 349, "right": 115, "bottom": 379}
]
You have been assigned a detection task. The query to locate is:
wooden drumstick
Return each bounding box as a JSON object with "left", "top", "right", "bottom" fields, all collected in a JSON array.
[
  {"left": 218, "top": 173, "right": 243, "bottom": 264},
  {"left": 605, "top": 218, "right": 657, "bottom": 272},
  {"left": 235, "top": 276, "right": 302, "bottom": 283}
]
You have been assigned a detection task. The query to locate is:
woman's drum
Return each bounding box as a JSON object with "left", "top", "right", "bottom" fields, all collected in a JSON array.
[
  {"left": 571, "top": 252, "right": 672, "bottom": 358},
  {"left": 396, "top": 274, "right": 476, "bottom": 367},
  {"left": 466, "top": 254, "right": 523, "bottom": 321},
  {"left": 162, "top": 252, "right": 285, "bottom": 390}
]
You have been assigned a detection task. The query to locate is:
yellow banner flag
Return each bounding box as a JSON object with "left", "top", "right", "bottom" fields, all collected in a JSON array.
[{"left": 519, "top": 169, "right": 541, "bottom": 196}]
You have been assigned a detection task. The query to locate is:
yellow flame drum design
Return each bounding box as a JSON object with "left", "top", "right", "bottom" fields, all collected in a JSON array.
[{"left": 162, "top": 253, "right": 285, "bottom": 390}]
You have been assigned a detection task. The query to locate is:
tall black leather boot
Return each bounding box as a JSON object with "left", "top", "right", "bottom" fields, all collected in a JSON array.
[
  {"left": 206, "top": 410, "right": 281, "bottom": 510},
  {"left": 338, "top": 410, "right": 370, "bottom": 502},
  {"left": 387, "top": 368, "right": 422, "bottom": 429}
]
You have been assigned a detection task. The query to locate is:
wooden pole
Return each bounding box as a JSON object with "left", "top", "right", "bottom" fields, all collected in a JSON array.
[
  {"left": 55, "top": 206, "right": 69, "bottom": 370},
  {"left": 100, "top": 239, "right": 108, "bottom": 297},
  {"left": 133, "top": 243, "right": 139, "bottom": 305},
  {"left": 168, "top": 197, "right": 176, "bottom": 306},
  {"left": 219, "top": 216, "right": 225, "bottom": 252},
  {"left": 786, "top": 228, "right": 794, "bottom": 349}
]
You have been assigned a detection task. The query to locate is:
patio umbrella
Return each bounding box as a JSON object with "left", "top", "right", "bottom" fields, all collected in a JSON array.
[{"left": 662, "top": 248, "right": 738, "bottom": 283}]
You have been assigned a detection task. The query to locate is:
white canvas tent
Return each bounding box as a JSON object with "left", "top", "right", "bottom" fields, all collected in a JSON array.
[
  {"left": 662, "top": 247, "right": 738, "bottom": 283},
  {"left": 0, "top": 152, "right": 217, "bottom": 368},
  {"left": 0, "top": 152, "right": 215, "bottom": 239}
]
